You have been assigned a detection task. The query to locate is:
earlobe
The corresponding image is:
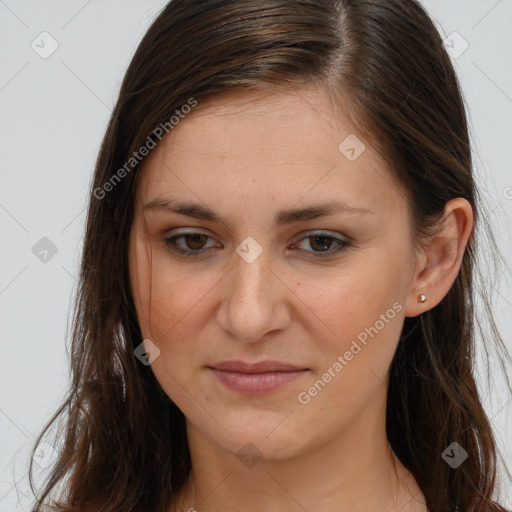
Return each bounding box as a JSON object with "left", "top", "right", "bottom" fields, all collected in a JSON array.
[{"left": 404, "top": 198, "right": 474, "bottom": 318}]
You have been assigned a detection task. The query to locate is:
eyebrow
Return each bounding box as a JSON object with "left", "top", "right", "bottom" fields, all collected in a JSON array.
[{"left": 143, "top": 197, "right": 374, "bottom": 226}]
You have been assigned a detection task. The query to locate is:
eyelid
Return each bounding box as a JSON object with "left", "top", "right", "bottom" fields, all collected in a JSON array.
[
  {"left": 163, "top": 229, "right": 221, "bottom": 252},
  {"left": 163, "top": 228, "right": 351, "bottom": 257},
  {"left": 294, "top": 229, "right": 349, "bottom": 241},
  {"left": 164, "top": 228, "right": 349, "bottom": 241},
  {"left": 289, "top": 230, "right": 351, "bottom": 257}
]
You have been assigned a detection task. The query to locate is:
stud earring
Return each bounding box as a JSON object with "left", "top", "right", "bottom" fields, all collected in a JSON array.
[{"left": 418, "top": 294, "right": 427, "bottom": 303}]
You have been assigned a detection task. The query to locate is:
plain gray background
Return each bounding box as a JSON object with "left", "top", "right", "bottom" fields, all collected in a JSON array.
[{"left": 1, "top": 1, "right": 511, "bottom": 510}]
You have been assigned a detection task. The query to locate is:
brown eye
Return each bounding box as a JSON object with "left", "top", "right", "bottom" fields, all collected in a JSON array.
[
  {"left": 164, "top": 232, "right": 219, "bottom": 256},
  {"left": 292, "top": 231, "right": 351, "bottom": 258},
  {"left": 182, "top": 233, "right": 209, "bottom": 250},
  {"left": 308, "top": 235, "right": 336, "bottom": 252}
]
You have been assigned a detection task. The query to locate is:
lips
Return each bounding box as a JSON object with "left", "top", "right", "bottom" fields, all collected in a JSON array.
[
  {"left": 207, "top": 360, "right": 309, "bottom": 395},
  {"left": 209, "top": 360, "right": 307, "bottom": 373}
]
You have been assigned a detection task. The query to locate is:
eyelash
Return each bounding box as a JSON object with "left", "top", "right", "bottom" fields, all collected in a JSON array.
[{"left": 163, "top": 231, "right": 351, "bottom": 259}]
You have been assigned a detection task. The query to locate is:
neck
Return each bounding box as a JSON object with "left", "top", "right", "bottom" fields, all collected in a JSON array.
[{"left": 175, "top": 390, "right": 426, "bottom": 512}]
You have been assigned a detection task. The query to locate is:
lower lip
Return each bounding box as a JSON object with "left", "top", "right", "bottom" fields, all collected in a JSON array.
[{"left": 208, "top": 368, "right": 308, "bottom": 395}]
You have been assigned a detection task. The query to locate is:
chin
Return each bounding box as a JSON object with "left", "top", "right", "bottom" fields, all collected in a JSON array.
[{"left": 186, "top": 407, "right": 314, "bottom": 461}]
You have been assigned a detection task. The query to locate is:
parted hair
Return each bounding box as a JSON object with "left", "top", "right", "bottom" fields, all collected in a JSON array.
[{"left": 30, "top": 1, "right": 511, "bottom": 511}]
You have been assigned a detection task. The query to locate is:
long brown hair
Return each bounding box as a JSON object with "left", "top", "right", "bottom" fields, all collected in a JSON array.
[{"left": 30, "top": 1, "right": 511, "bottom": 511}]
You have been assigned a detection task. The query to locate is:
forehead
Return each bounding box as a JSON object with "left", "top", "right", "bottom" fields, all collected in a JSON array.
[
  {"left": 136, "top": 87, "right": 406, "bottom": 218},
  {"left": 160, "top": 87, "right": 350, "bottom": 162}
]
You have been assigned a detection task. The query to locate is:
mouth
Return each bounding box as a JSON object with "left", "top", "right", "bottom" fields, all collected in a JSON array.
[{"left": 207, "top": 360, "right": 310, "bottom": 395}]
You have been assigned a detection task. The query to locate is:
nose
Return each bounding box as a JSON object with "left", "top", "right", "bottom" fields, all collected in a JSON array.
[{"left": 216, "top": 246, "right": 291, "bottom": 343}]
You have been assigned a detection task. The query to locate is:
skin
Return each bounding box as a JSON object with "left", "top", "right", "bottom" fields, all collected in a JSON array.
[{"left": 128, "top": 86, "right": 473, "bottom": 512}]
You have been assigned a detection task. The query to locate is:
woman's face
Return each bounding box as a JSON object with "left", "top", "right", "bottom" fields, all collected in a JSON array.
[{"left": 129, "top": 87, "right": 420, "bottom": 460}]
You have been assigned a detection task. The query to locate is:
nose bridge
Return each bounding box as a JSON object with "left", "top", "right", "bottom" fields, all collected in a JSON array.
[
  {"left": 232, "top": 247, "right": 268, "bottom": 304},
  {"left": 217, "top": 242, "right": 288, "bottom": 342}
]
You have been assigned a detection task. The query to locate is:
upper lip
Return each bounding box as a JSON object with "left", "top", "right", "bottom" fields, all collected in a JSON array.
[{"left": 208, "top": 360, "right": 308, "bottom": 373}]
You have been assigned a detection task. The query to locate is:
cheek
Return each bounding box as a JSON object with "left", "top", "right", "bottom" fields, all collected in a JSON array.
[
  {"left": 293, "top": 259, "right": 406, "bottom": 410},
  {"left": 129, "top": 237, "right": 215, "bottom": 341},
  {"left": 129, "top": 246, "right": 213, "bottom": 403},
  {"left": 296, "top": 302, "right": 404, "bottom": 435},
  {"left": 293, "top": 261, "right": 404, "bottom": 350}
]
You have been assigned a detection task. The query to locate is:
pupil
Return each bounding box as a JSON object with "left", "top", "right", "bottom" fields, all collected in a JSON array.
[
  {"left": 186, "top": 234, "right": 206, "bottom": 249},
  {"left": 311, "top": 236, "right": 331, "bottom": 251}
]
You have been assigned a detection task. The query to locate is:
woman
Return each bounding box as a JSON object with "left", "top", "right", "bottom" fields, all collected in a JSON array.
[{"left": 30, "top": 0, "right": 511, "bottom": 511}]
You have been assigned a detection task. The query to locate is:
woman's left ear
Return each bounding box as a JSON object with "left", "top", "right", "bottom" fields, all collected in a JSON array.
[{"left": 404, "top": 198, "right": 474, "bottom": 317}]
